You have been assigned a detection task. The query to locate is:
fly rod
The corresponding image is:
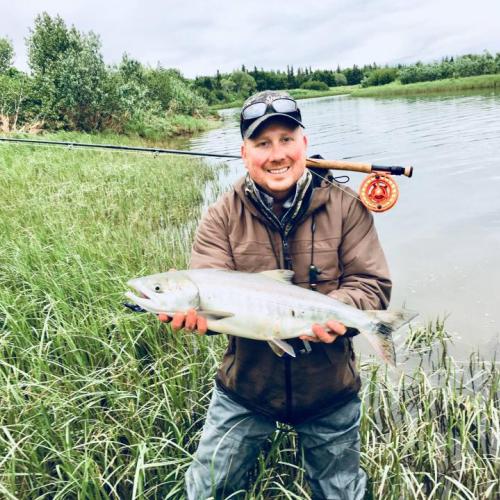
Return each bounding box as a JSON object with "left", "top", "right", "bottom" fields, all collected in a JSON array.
[
  {"left": 0, "top": 136, "right": 414, "bottom": 211},
  {"left": 0, "top": 136, "right": 413, "bottom": 177}
]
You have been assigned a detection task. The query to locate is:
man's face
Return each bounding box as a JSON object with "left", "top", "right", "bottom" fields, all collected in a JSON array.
[{"left": 241, "top": 121, "right": 308, "bottom": 201}]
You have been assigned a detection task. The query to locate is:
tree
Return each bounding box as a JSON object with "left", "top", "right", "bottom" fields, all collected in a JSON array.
[
  {"left": 229, "top": 70, "right": 256, "bottom": 97},
  {"left": 0, "top": 37, "right": 14, "bottom": 73},
  {"left": 26, "top": 12, "right": 110, "bottom": 130},
  {"left": 27, "top": 13, "right": 78, "bottom": 75}
]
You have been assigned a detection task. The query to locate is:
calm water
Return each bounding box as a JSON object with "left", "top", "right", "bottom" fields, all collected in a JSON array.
[{"left": 189, "top": 92, "right": 500, "bottom": 357}]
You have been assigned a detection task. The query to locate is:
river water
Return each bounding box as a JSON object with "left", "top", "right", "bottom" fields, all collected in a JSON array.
[{"left": 189, "top": 92, "right": 500, "bottom": 357}]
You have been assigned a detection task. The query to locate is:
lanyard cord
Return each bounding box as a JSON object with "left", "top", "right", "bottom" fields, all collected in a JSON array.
[{"left": 307, "top": 168, "right": 361, "bottom": 205}]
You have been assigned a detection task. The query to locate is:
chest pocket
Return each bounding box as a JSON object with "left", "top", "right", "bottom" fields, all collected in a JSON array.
[
  {"left": 230, "top": 238, "right": 279, "bottom": 272},
  {"left": 290, "top": 235, "right": 342, "bottom": 290}
]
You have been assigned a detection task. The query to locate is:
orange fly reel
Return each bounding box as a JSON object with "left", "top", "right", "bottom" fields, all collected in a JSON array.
[{"left": 359, "top": 173, "right": 399, "bottom": 212}]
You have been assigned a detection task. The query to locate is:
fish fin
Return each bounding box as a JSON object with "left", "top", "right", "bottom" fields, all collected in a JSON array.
[
  {"left": 269, "top": 338, "right": 296, "bottom": 357},
  {"left": 362, "top": 309, "right": 418, "bottom": 367},
  {"left": 198, "top": 309, "right": 234, "bottom": 320},
  {"left": 267, "top": 341, "right": 285, "bottom": 357},
  {"left": 365, "top": 309, "right": 418, "bottom": 331},
  {"left": 260, "top": 269, "right": 295, "bottom": 284}
]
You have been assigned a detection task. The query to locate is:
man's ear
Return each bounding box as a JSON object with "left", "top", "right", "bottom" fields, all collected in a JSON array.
[
  {"left": 241, "top": 142, "right": 249, "bottom": 169},
  {"left": 303, "top": 133, "right": 308, "bottom": 148}
]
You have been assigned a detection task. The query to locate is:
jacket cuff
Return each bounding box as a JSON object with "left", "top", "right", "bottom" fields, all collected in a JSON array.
[{"left": 345, "top": 327, "right": 360, "bottom": 338}]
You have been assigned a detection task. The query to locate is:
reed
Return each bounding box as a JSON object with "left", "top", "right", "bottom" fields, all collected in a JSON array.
[{"left": 0, "top": 135, "right": 497, "bottom": 498}]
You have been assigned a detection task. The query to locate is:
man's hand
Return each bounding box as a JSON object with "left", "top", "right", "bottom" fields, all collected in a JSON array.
[
  {"left": 157, "top": 308, "right": 208, "bottom": 335},
  {"left": 299, "top": 319, "right": 347, "bottom": 344}
]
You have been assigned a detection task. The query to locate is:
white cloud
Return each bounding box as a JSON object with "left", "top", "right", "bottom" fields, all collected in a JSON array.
[{"left": 1, "top": 0, "right": 499, "bottom": 77}]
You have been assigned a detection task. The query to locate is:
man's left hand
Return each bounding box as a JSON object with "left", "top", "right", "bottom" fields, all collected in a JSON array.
[{"left": 299, "top": 320, "right": 347, "bottom": 343}]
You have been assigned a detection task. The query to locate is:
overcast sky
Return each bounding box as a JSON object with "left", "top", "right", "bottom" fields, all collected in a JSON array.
[{"left": 2, "top": 0, "right": 499, "bottom": 78}]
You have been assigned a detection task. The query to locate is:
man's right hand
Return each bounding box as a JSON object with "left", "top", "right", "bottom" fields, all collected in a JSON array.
[{"left": 158, "top": 308, "right": 208, "bottom": 335}]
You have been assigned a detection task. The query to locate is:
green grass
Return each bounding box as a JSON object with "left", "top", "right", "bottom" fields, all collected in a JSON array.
[
  {"left": 287, "top": 85, "right": 358, "bottom": 100},
  {"left": 351, "top": 74, "right": 500, "bottom": 97},
  {"left": 209, "top": 86, "right": 357, "bottom": 111},
  {"left": 0, "top": 134, "right": 498, "bottom": 498}
]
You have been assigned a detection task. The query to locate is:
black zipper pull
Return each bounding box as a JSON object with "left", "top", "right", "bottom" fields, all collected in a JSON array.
[{"left": 309, "top": 264, "right": 322, "bottom": 291}]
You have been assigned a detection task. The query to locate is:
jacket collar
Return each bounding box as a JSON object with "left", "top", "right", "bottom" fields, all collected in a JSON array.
[{"left": 234, "top": 169, "right": 332, "bottom": 232}]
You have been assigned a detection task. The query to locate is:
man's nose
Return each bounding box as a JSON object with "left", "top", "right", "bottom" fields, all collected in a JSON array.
[{"left": 269, "top": 143, "right": 286, "bottom": 163}]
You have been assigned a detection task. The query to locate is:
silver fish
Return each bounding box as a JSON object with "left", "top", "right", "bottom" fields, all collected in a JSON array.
[{"left": 125, "top": 269, "right": 417, "bottom": 366}]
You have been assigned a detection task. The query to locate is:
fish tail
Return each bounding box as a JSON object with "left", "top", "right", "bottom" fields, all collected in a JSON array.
[{"left": 363, "top": 309, "right": 418, "bottom": 366}]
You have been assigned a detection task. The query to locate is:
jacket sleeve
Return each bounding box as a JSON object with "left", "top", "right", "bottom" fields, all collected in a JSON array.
[
  {"left": 190, "top": 204, "right": 236, "bottom": 270},
  {"left": 328, "top": 196, "right": 392, "bottom": 310}
]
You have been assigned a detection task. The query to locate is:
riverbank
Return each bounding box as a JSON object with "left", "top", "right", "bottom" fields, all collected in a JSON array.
[
  {"left": 209, "top": 74, "right": 500, "bottom": 111},
  {"left": 1, "top": 113, "right": 219, "bottom": 143},
  {"left": 0, "top": 132, "right": 498, "bottom": 498},
  {"left": 352, "top": 73, "right": 500, "bottom": 97},
  {"left": 209, "top": 85, "right": 357, "bottom": 110}
]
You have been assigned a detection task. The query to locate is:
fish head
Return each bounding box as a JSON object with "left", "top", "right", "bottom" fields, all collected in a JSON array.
[{"left": 125, "top": 270, "right": 200, "bottom": 314}]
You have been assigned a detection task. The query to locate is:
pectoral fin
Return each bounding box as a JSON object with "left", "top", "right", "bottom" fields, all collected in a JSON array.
[{"left": 268, "top": 338, "right": 296, "bottom": 357}]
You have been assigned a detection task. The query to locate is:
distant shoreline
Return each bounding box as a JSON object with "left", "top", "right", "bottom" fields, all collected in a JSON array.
[{"left": 210, "top": 74, "right": 500, "bottom": 110}]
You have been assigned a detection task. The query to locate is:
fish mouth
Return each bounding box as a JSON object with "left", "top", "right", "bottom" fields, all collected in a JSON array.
[{"left": 125, "top": 280, "right": 163, "bottom": 314}]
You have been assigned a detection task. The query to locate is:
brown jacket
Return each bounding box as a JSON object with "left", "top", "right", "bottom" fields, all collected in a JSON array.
[{"left": 190, "top": 174, "right": 391, "bottom": 423}]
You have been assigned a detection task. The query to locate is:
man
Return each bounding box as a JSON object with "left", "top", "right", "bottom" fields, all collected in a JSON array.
[{"left": 161, "top": 90, "right": 391, "bottom": 499}]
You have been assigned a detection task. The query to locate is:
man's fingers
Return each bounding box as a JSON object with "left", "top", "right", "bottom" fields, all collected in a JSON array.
[
  {"left": 312, "top": 323, "right": 338, "bottom": 344},
  {"left": 325, "top": 319, "right": 347, "bottom": 335},
  {"left": 158, "top": 313, "right": 171, "bottom": 323},
  {"left": 171, "top": 312, "right": 185, "bottom": 331},
  {"left": 185, "top": 309, "right": 197, "bottom": 330},
  {"left": 196, "top": 316, "right": 208, "bottom": 335},
  {"left": 299, "top": 334, "right": 320, "bottom": 343}
]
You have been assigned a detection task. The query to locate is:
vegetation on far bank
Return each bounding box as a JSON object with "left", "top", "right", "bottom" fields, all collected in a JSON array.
[
  {"left": 193, "top": 52, "right": 500, "bottom": 107},
  {"left": 0, "top": 136, "right": 498, "bottom": 498},
  {"left": 209, "top": 85, "right": 357, "bottom": 110},
  {"left": 351, "top": 73, "right": 500, "bottom": 97}
]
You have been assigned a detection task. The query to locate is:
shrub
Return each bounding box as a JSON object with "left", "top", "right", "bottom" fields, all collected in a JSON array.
[
  {"left": 300, "top": 80, "right": 329, "bottom": 91},
  {"left": 361, "top": 67, "right": 398, "bottom": 87}
]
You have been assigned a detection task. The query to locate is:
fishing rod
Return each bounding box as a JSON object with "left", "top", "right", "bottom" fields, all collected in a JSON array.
[{"left": 0, "top": 136, "right": 414, "bottom": 212}]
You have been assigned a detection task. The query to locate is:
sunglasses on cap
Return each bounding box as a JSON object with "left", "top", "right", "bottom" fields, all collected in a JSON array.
[{"left": 241, "top": 98, "right": 300, "bottom": 121}]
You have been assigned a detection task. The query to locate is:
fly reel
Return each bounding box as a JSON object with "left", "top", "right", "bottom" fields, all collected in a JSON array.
[{"left": 359, "top": 173, "right": 399, "bottom": 212}]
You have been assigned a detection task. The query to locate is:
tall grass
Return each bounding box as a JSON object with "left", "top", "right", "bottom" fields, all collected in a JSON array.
[{"left": 0, "top": 136, "right": 498, "bottom": 498}]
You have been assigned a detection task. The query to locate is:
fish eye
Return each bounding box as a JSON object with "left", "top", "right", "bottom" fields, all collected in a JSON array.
[{"left": 153, "top": 284, "right": 162, "bottom": 293}]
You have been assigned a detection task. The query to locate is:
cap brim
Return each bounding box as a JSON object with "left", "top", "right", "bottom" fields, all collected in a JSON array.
[{"left": 243, "top": 113, "right": 304, "bottom": 139}]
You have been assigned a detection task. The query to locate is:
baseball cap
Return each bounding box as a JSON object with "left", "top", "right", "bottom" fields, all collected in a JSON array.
[{"left": 240, "top": 90, "right": 304, "bottom": 139}]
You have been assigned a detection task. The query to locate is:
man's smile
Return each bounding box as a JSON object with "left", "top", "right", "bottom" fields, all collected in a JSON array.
[{"left": 266, "top": 166, "right": 290, "bottom": 175}]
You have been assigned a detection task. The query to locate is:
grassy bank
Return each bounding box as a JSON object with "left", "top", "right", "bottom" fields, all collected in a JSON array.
[
  {"left": 209, "top": 85, "right": 357, "bottom": 110},
  {"left": 121, "top": 113, "right": 219, "bottom": 142},
  {"left": 352, "top": 74, "right": 500, "bottom": 97},
  {"left": 0, "top": 135, "right": 498, "bottom": 498}
]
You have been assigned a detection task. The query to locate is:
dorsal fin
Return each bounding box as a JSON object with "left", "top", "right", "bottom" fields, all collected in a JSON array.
[{"left": 260, "top": 269, "right": 294, "bottom": 284}]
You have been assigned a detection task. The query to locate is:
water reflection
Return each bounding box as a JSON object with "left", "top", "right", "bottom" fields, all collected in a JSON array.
[{"left": 189, "top": 92, "right": 500, "bottom": 357}]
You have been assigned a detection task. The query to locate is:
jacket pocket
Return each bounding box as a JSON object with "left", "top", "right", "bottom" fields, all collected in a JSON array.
[{"left": 321, "top": 336, "right": 348, "bottom": 365}]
